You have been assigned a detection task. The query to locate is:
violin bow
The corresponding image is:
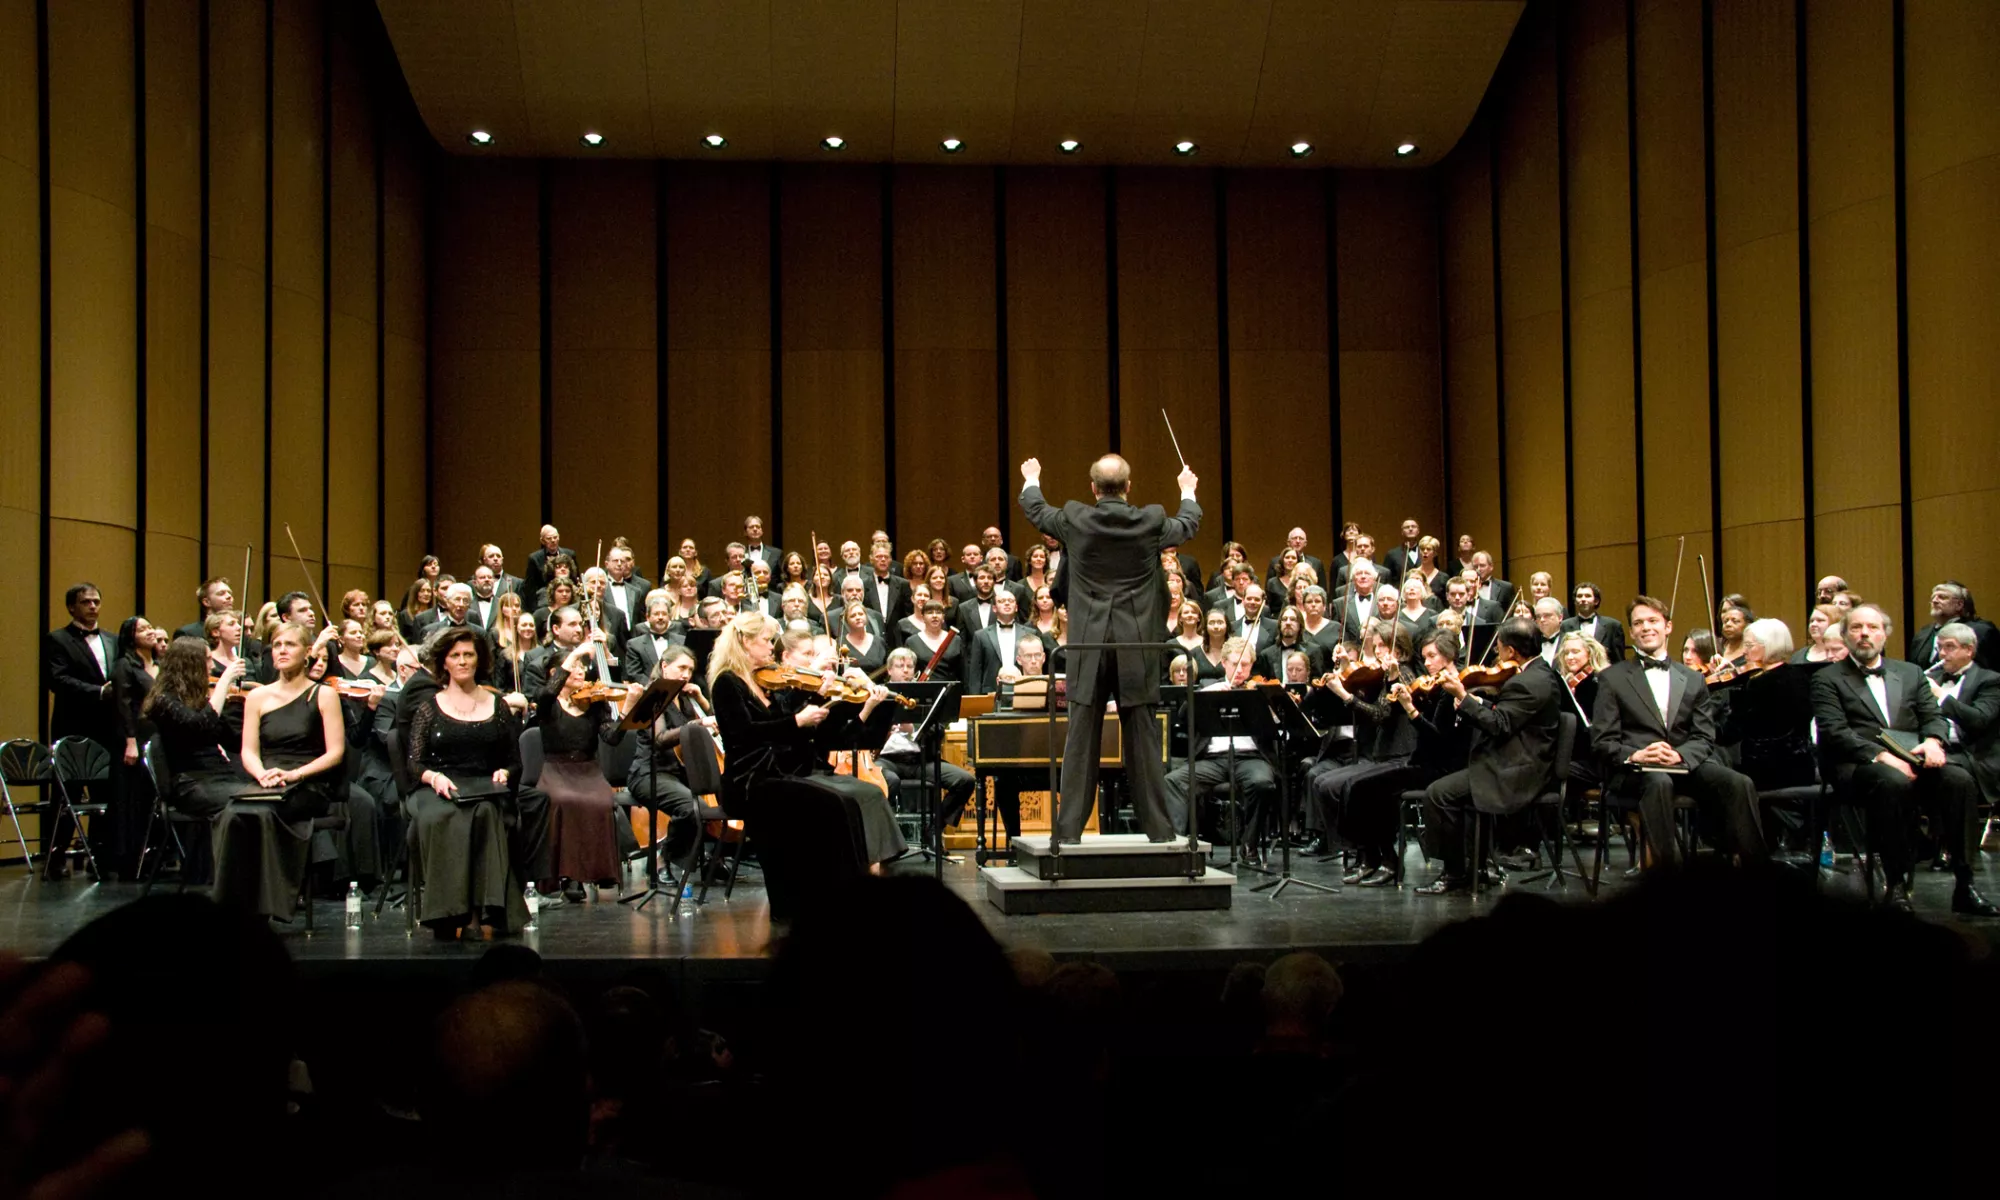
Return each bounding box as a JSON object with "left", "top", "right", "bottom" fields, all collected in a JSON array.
[
  {"left": 1698, "top": 553, "right": 1717, "bottom": 636},
  {"left": 282, "top": 522, "right": 334, "bottom": 628},
  {"left": 1665, "top": 535, "right": 1687, "bottom": 622}
]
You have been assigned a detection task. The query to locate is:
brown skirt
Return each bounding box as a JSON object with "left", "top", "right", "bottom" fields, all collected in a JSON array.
[{"left": 541, "top": 757, "right": 619, "bottom": 883}]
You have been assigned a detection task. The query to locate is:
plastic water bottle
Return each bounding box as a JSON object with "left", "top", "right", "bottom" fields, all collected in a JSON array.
[
  {"left": 523, "top": 881, "right": 541, "bottom": 930},
  {"left": 677, "top": 881, "right": 696, "bottom": 916},
  {"left": 1819, "top": 833, "right": 1834, "bottom": 868},
  {"left": 344, "top": 882, "right": 362, "bottom": 929}
]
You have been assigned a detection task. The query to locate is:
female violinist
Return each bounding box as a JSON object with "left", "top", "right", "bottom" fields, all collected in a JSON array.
[
  {"left": 1681, "top": 627, "right": 1718, "bottom": 674},
  {"left": 1713, "top": 596, "right": 1754, "bottom": 675},
  {"left": 535, "top": 637, "right": 638, "bottom": 902},
  {"left": 1555, "top": 632, "right": 1608, "bottom": 786},
  {"left": 1718, "top": 619, "right": 1815, "bottom": 791},
  {"left": 1305, "top": 622, "right": 1416, "bottom": 879}
]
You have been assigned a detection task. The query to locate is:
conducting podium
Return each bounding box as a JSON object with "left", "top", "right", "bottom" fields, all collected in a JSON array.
[{"left": 963, "top": 706, "right": 1170, "bottom": 866}]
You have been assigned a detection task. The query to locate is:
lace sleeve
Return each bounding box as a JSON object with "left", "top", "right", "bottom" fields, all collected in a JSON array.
[
  {"left": 593, "top": 699, "right": 626, "bottom": 747},
  {"left": 406, "top": 695, "right": 438, "bottom": 781},
  {"left": 503, "top": 707, "right": 525, "bottom": 787}
]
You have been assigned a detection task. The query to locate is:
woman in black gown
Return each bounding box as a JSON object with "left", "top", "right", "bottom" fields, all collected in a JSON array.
[
  {"left": 1307, "top": 622, "right": 1418, "bottom": 883},
  {"left": 835, "top": 601, "right": 886, "bottom": 675},
  {"left": 901, "top": 602, "right": 961, "bottom": 683},
  {"left": 228, "top": 622, "right": 346, "bottom": 921},
  {"left": 143, "top": 636, "right": 252, "bottom": 881},
  {"left": 406, "top": 627, "right": 539, "bottom": 939},
  {"left": 107, "top": 615, "right": 166, "bottom": 878},
  {"left": 535, "top": 640, "right": 633, "bottom": 901}
]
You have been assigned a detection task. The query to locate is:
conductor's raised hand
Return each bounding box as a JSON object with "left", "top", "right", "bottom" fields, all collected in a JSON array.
[
  {"left": 1020, "top": 458, "right": 1041, "bottom": 487},
  {"left": 1177, "top": 463, "right": 1198, "bottom": 495}
]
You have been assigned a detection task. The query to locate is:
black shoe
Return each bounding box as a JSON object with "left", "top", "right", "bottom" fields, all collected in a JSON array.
[
  {"left": 1357, "top": 866, "right": 1396, "bottom": 887},
  {"left": 1342, "top": 867, "right": 1367, "bottom": 885},
  {"left": 1240, "top": 850, "right": 1266, "bottom": 869},
  {"left": 1951, "top": 885, "right": 1999, "bottom": 918},
  {"left": 1879, "top": 881, "right": 1912, "bottom": 913},
  {"left": 1416, "top": 874, "right": 1469, "bottom": 896},
  {"left": 1302, "top": 836, "right": 1329, "bottom": 856},
  {"left": 1497, "top": 852, "right": 1537, "bottom": 872}
]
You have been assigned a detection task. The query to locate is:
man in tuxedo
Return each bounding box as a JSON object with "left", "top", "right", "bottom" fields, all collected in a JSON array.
[
  {"left": 624, "top": 645, "right": 718, "bottom": 883},
  {"left": 479, "top": 544, "right": 525, "bottom": 598},
  {"left": 1021, "top": 452, "right": 1200, "bottom": 842},
  {"left": 1811, "top": 603, "right": 1994, "bottom": 915},
  {"left": 984, "top": 546, "right": 1033, "bottom": 614},
  {"left": 1041, "top": 533, "right": 1065, "bottom": 584},
  {"left": 1592, "top": 596, "right": 1764, "bottom": 869},
  {"left": 953, "top": 567, "right": 1000, "bottom": 635},
  {"left": 980, "top": 526, "right": 1022, "bottom": 581},
  {"left": 1932, "top": 623, "right": 2000, "bottom": 809},
  {"left": 604, "top": 543, "right": 650, "bottom": 625},
  {"left": 523, "top": 526, "right": 572, "bottom": 603},
  {"left": 1165, "top": 638, "right": 1277, "bottom": 865},
  {"left": 833, "top": 541, "right": 869, "bottom": 588},
  {"left": 1469, "top": 552, "right": 1515, "bottom": 614},
  {"left": 469, "top": 567, "right": 506, "bottom": 633},
  {"left": 524, "top": 606, "right": 595, "bottom": 702},
  {"left": 1266, "top": 528, "right": 1326, "bottom": 592},
  {"left": 1332, "top": 558, "right": 1383, "bottom": 642},
  {"left": 40, "top": 584, "right": 122, "bottom": 879},
  {"left": 1417, "top": 617, "right": 1563, "bottom": 894},
  {"left": 863, "top": 546, "right": 913, "bottom": 628},
  {"left": 1560, "top": 583, "right": 1627, "bottom": 664},
  {"left": 967, "top": 591, "right": 1028, "bottom": 695},
  {"left": 1907, "top": 581, "right": 2000, "bottom": 671},
  {"left": 1532, "top": 599, "right": 1567, "bottom": 665},
  {"left": 1232, "top": 585, "right": 1278, "bottom": 657},
  {"left": 1214, "top": 563, "right": 1258, "bottom": 621},
  {"left": 740, "top": 515, "right": 783, "bottom": 577},
  {"left": 948, "top": 545, "right": 984, "bottom": 604},
  {"left": 1380, "top": 519, "right": 1423, "bottom": 586},
  {"left": 622, "top": 593, "right": 685, "bottom": 683}
]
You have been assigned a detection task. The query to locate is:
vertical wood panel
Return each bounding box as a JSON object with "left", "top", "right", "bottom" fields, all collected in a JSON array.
[
  {"left": 1806, "top": 0, "right": 1900, "bottom": 610},
  {"left": 1116, "top": 168, "right": 1217, "bottom": 569},
  {"left": 1634, "top": 0, "right": 1714, "bottom": 601},
  {"left": 1905, "top": 0, "right": 2000, "bottom": 619},
  {"left": 379, "top": 122, "right": 426, "bottom": 587},
  {"left": 892, "top": 165, "right": 997, "bottom": 551},
  {"left": 1441, "top": 129, "right": 1502, "bottom": 559},
  {"left": 268, "top": 0, "right": 323, "bottom": 581},
  {"left": 1563, "top": 0, "right": 1640, "bottom": 612},
  {"left": 1004, "top": 167, "right": 1108, "bottom": 552},
  {"left": 1, "top": 0, "right": 42, "bottom": 744},
  {"left": 206, "top": 0, "right": 265, "bottom": 583},
  {"left": 144, "top": 0, "right": 201, "bottom": 615},
  {"left": 549, "top": 162, "right": 657, "bottom": 571},
  {"left": 663, "top": 162, "right": 770, "bottom": 566},
  {"left": 1226, "top": 171, "right": 1330, "bottom": 562},
  {"left": 325, "top": 10, "right": 375, "bottom": 589},
  {"left": 779, "top": 164, "right": 884, "bottom": 552},
  {"left": 1713, "top": 0, "right": 1804, "bottom": 618},
  {"left": 1337, "top": 173, "right": 1443, "bottom": 553}
]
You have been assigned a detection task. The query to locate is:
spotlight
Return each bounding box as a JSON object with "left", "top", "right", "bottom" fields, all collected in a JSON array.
[
  {"left": 821, "top": 135, "right": 845, "bottom": 151},
  {"left": 1396, "top": 141, "right": 1420, "bottom": 157},
  {"left": 1058, "top": 139, "right": 1081, "bottom": 155},
  {"left": 466, "top": 130, "right": 494, "bottom": 146},
  {"left": 580, "top": 132, "right": 605, "bottom": 148},
  {"left": 1289, "top": 141, "right": 1314, "bottom": 159},
  {"left": 941, "top": 137, "right": 963, "bottom": 154},
  {"left": 1173, "top": 139, "right": 1197, "bottom": 156},
  {"left": 703, "top": 133, "right": 727, "bottom": 149}
]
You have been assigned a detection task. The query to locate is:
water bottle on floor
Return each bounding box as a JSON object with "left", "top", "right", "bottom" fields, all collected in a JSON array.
[
  {"left": 524, "top": 881, "right": 541, "bottom": 931},
  {"left": 344, "top": 881, "right": 362, "bottom": 929},
  {"left": 677, "top": 881, "right": 695, "bottom": 916},
  {"left": 1819, "top": 832, "right": 1834, "bottom": 868}
]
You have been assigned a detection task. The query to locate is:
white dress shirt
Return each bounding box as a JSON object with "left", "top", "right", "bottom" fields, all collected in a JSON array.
[
  {"left": 1641, "top": 654, "right": 1672, "bottom": 722},
  {"left": 875, "top": 576, "right": 891, "bottom": 615},
  {"left": 1864, "top": 668, "right": 1891, "bottom": 725},
  {"left": 1937, "top": 673, "right": 1964, "bottom": 744}
]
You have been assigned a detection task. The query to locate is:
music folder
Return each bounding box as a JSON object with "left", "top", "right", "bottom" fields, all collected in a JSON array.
[{"left": 620, "top": 675, "right": 687, "bottom": 730}]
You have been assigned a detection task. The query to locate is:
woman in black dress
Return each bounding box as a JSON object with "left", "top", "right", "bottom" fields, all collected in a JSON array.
[
  {"left": 1308, "top": 622, "right": 1418, "bottom": 884},
  {"left": 406, "top": 626, "right": 537, "bottom": 938},
  {"left": 708, "top": 614, "right": 907, "bottom": 886},
  {"left": 143, "top": 636, "right": 251, "bottom": 881},
  {"left": 902, "top": 602, "right": 961, "bottom": 683},
  {"left": 107, "top": 616, "right": 166, "bottom": 878},
  {"left": 535, "top": 640, "right": 633, "bottom": 901},
  {"left": 397, "top": 578, "right": 435, "bottom": 644},
  {"left": 836, "top": 601, "right": 886, "bottom": 675},
  {"left": 228, "top": 622, "right": 346, "bottom": 921}
]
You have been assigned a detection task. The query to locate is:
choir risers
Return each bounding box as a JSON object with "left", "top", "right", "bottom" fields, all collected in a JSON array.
[
  {"left": 1010, "top": 833, "right": 1212, "bottom": 881},
  {"left": 981, "top": 834, "right": 1234, "bottom": 915}
]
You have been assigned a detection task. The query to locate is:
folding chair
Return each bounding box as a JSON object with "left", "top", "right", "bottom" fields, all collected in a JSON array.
[
  {"left": 137, "top": 735, "right": 209, "bottom": 894},
  {"left": 0, "top": 740, "right": 52, "bottom": 874},
  {"left": 49, "top": 737, "right": 114, "bottom": 881}
]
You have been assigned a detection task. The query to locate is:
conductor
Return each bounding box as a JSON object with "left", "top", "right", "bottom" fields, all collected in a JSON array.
[{"left": 1020, "top": 453, "right": 1201, "bottom": 842}]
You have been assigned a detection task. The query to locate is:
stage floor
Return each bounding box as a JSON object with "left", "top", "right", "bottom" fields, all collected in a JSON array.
[{"left": 0, "top": 844, "right": 1982, "bottom": 979}]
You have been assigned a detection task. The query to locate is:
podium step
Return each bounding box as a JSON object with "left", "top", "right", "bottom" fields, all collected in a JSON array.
[
  {"left": 1010, "top": 833, "right": 1212, "bottom": 881},
  {"left": 980, "top": 864, "right": 1235, "bottom": 915}
]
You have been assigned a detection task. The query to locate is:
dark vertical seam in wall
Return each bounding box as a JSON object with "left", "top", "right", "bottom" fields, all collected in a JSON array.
[
  {"left": 1891, "top": 0, "right": 1914, "bottom": 622},
  {"left": 768, "top": 166, "right": 783, "bottom": 538},
  {"left": 1434, "top": 180, "right": 1453, "bottom": 541},
  {"left": 372, "top": 32, "right": 385, "bottom": 598},
  {"left": 537, "top": 162, "right": 552, "bottom": 522},
  {"left": 198, "top": 0, "right": 211, "bottom": 577},
  {"left": 260, "top": 0, "right": 272, "bottom": 599},
  {"left": 422, "top": 157, "right": 435, "bottom": 557},
  {"left": 133, "top": 0, "right": 148, "bottom": 611},
  {"left": 1488, "top": 123, "right": 1509, "bottom": 572},
  {"left": 880, "top": 166, "right": 896, "bottom": 541},
  {"left": 1325, "top": 170, "right": 1342, "bottom": 523},
  {"left": 1627, "top": 0, "right": 1648, "bottom": 595},
  {"left": 1795, "top": 0, "right": 1815, "bottom": 606},
  {"left": 1104, "top": 167, "right": 1120, "bottom": 450},
  {"left": 36, "top": 0, "right": 51, "bottom": 742},
  {"left": 318, "top": 0, "right": 331, "bottom": 601},
  {"left": 655, "top": 161, "right": 669, "bottom": 560},
  {"left": 1213, "top": 170, "right": 1232, "bottom": 539},
  {"left": 993, "top": 168, "right": 1010, "bottom": 532},
  {"left": 1555, "top": 11, "right": 1576, "bottom": 595},
  {"left": 1700, "top": 0, "right": 1724, "bottom": 599}
]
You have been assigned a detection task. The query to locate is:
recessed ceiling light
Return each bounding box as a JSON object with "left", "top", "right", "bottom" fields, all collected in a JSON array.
[
  {"left": 941, "top": 137, "right": 964, "bottom": 154},
  {"left": 1058, "top": 139, "right": 1081, "bottom": 155},
  {"left": 1173, "top": 140, "right": 1197, "bottom": 156},
  {"left": 703, "top": 133, "right": 727, "bottom": 149},
  {"left": 1396, "top": 141, "right": 1420, "bottom": 157},
  {"left": 821, "top": 135, "right": 845, "bottom": 151},
  {"left": 1290, "top": 141, "right": 1314, "bottom": 159},
  {"left": 580, "top": 132, "right": 605, "bottom": 148},
  {"left": 466, "top": 130, "right": 494, "bottom": 146}
]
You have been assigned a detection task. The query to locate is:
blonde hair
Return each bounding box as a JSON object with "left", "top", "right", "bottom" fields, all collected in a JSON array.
[
  {"left": 1555, "top": 632, "right": 1609, "bottom": 672},
  {"left": 707, "top": 611, "right": 780, "bottom": 693}
]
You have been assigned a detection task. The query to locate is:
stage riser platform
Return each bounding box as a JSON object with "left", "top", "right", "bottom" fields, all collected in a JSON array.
[
  {"left": 980, "top": 866, "right": 1236, "bottom": 914},
  {"left": 1012, "top": 834, "right": 1212, "bottom": 881}
]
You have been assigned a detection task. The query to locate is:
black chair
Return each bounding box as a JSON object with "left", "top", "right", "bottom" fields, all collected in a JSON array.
[
  {"left": 297, "top": 782, "right": 351, "bottom": 935},
  {"left": 1507, "top": 714, "right": 1595, "bottom": 894},
  {"left": 0, "top": 739, "right": 52, "bottom": 874},
  {"left": 49, "top": 737, "right": 113, "bottom": 881},
  {"left": 136, "top": 735, "right": 209, "bottom": 895},
  {"left": 519, "top": 726, "right": 544, "bottom": 787},
  {"left": 383, "top": 727, "right": 423, "bottom": 932}
]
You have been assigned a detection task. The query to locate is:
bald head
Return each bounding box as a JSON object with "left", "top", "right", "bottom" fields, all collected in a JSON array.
[{"left": 1089, "top": 454, "right": 1131, "bottom": 497}]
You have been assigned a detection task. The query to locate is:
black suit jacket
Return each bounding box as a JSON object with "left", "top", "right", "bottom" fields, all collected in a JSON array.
[
  {"left": 860, "top": 570, "right": 914, "bottom": 628},
  {"left": 493, "top": 571, "right": 527, "bottom": 599},
  {"left": 1560, "top": 613, "right": 1628, "bottom": 664},
  {"left": 741, "top": 544, "right": 784, "bottom": 576},
  {"left": 524, "top": 546, "right": 575, "bottom": 603},
  {"left": 1380, "top": 544, "right": 1421, "bottom": 585},
  {"left": 1938, "top": 664, "right": 2000, "bottom": 800},
  {"left": 1811, "top": 657, "right": 1948, "bottom": 777},
  {"left": 1590, "top": 658, "right": 1721, "bottom": 771},
  {"left": 1457, "top": 657, "right": 1563, "bottom": 814},
  {"left": 953, "top": 595, "right": 999, "bottom": 636},
  {"left": 1021, "top": 484, "right": 1200, "bottom": 707},
  {"left": 1908, "top": 616, "right": 2000, "bottom": 672},
  {"left": 43, "top": 625, "right": 121, "bottom": 745},
  {"left": 1476, "top": 578, "right": 1518, "bottom": 614},
  {"left": 968, "top": 623, "right": 1032, "bottom": 695},
  {"left": 607, "top": 577, "right": 651, "bottom": 624},
  {"left": 621, "top": 627, "right": 685, "bottom": 685}
]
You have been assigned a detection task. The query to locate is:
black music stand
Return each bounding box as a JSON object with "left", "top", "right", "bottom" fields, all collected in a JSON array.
[
  {"left": 1251, "top": 684, "right": 1339, "bottom": 898},
  {"left": 1190, "top": 689, "right": 1275, "bottom": 876},
  {"left": 681, "top": 628, "right": 720, "bottom": 690},
  {"left": 617, "top": 676, "right": 688, "bottom": 911},
  {"left": 887, "top": 681, "right": 961, "bottom": 876}
]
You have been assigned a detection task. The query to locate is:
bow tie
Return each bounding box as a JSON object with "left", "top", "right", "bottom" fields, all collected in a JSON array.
[
  {"left": 1858, "top": 664, "right": 1886, "bottom": 678},
  {"left": 1938, "top": 670, "right": 1964, "bottom": 684},
  {"left": 1640, "top": 656, "right": 1673, "bottom": 671}
]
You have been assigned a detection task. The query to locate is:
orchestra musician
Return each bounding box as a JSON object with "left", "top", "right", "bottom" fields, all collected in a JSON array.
[
  {"left": 1165, "top": 637, "right": 1277, "bottom": 866},
  {"left": 1554, "top": 632, "right": 1608, "bottom": 788},
  {"left": 1931, "top": 622, "right": 2000, "bottom": 819},
  {"left": 534, "top": 639, "right": 637, "bottom": 902},
  {"left": 1307, "top": 622, "right": 1417, "bottom": 883},
  {"left": 874, "top": 647, "right": 978, "bottom": 838},
  {"left": 1717, "top": 619, "right": 1817, "bottom": 794},
  {"left": 624, "top": 644, "right": 720, "bottom": 885},
  {"left": 1714, "top": 596, "right": 1754, "bottom": 674},
  {"left": 225, "top": 622, "right": 346, "bottom": 921}
]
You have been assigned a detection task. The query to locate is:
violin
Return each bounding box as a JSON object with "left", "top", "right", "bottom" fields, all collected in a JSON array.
[
  {"left": 752, "top": 664, "right": 920, "bottom": 709},
  {"left": 1404, "top": 660, "right": 1521, "bottom": 694},
  {"left": 568, "top": 680, "right": 639, "bottom": 706},
  {"left": 1564, "top": 665, "right": 1594, "bottom": 689}
]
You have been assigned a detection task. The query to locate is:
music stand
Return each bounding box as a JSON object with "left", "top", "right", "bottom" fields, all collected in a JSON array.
[
  {"left": 681, "top": 628, "right": 720, "bottom": 691},
  {"left": 618, "top": 674, "right": 690, "bottom": 911},
  {"left": 887, "top": 681, "right": 961, "bottom": 876},
  {"left": 1251, "top": 684, "right": 1339, "bottom": 898},
  {"left": 1190, "top": 689, "right": 1276, "bottom": 876}
]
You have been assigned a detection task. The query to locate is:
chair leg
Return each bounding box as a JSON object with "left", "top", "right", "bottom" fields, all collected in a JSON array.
[{"left": 0, "top": 780, "right": 32, "bottom": 876}]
